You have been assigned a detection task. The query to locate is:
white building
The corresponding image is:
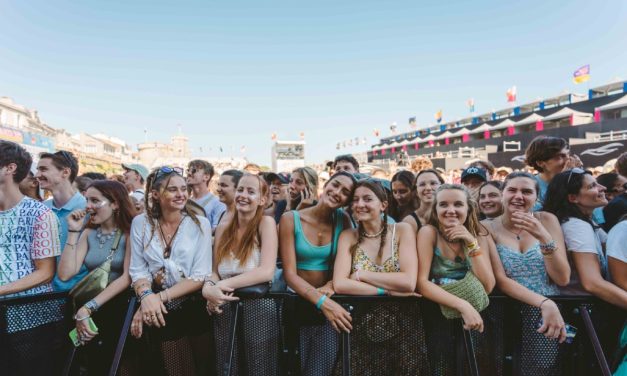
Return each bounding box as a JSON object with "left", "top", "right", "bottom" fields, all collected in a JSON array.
[{"left": 272, "top": 140, "right": 305, "bottom": 172}]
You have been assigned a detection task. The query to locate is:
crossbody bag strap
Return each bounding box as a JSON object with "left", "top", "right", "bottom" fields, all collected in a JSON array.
[{"left": 105, "top": 230, "right": 123, "bottom": 261}]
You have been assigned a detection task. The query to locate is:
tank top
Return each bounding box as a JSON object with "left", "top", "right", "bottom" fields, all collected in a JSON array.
[
  {"left": 84, "top": 229, "right": 126, "bottom": 283},
  {"left": 293, "top": 209, "right": 344, "bottom": 271},
  {"left": 409, "top": 212, "right": 422, "bottom": 232},
  {"left": 352, "top": 224, "right": 399, "bottom": 273},
  {"left": 496, "top": 243, "right": 559, "bottom": 296},
  {"left": 430, "top": 246, "right": 470, "bottom": 283},
  {"left": 218, "top": 248, "right": 261, "bottom": 279}
]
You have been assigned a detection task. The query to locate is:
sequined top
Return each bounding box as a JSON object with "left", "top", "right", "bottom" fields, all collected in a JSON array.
[
  {"left": 496, "top": 243, "right": 559, "bottom": 296},
  {"left": 351, "top": 225, "right": 399, "bottom": 273}
]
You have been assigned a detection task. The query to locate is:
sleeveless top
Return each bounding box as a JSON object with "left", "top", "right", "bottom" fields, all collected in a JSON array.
[
  {"left": 218, "top": 248, "right": 261, "bottom": 279},
  {"left": 430, "top": 246, "right": 470, "bottom": 283},
  {"left": 293, "top": 209, "right": 344, "bottom": 271},
  {"left": 409, "top": 212, "right": 422, "bottom": 232},
  {"left": 352, "top": 225, "right": 400, "bottom": 273},
  {"left": 496, "top": 243, "right": 559, "bottom": 296},
  {"left": 84, "top": 229, "right": 126, "bottom": 283}
]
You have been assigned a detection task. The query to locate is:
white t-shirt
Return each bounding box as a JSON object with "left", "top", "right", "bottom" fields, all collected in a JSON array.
[
  {"left": 607, "top": 221, "right": 627, "bottom": 264},
  {"left": 560, "top": 217, "right": 608, "bottom": 295},
  {"left": 129, "top": 213, "right": 212, "bottom": 287}
]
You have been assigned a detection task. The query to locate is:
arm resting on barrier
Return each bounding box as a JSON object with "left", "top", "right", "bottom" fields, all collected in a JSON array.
[
  {"left": 573, "top": 252, "right": 627, "bottom": 310},
  {"left": 609, "top": 257, "right": 627, "bottom": 291},
  {"left": 0, "top": 257, "right": 56, "bottom": 296}
]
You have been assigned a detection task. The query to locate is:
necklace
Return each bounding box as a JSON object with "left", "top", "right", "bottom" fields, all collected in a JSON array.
[
  {"left": 501, "top": 217, "right": 523, "bottom": 240},
  {"left": 362, "top": 225, "right": 385, "bottom": 238},
  {"left": 158, "top": 218, "right": 184, "bottom": 258},
  {"left": 96, "top": 227, "right": 118, "bottom": 249}
]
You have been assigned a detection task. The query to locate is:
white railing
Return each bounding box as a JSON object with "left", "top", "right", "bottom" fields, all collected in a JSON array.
[{"left": 593, "top": 129, "right": 627, "bottom": 142}]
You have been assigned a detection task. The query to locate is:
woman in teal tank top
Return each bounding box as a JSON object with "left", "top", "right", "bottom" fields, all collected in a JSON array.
[{"left": 279, "top": 171, "right": 356, "bottom": 376}]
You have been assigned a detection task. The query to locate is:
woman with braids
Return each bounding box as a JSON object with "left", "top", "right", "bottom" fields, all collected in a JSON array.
[
  {"left": 215, "top": 169, "right": 244, "bottom": 227},
  {"left": 389, "top": 170, "right": 417, "bottom": 222},
  {"left": 543, "top": 169, "right": 627, "bottom": 309},
  {"left": 204, "top": 174, "right": 279, "bottom": 375},
  {"left": 58, "top": 180, "right": 136, "bottom": 374},
  {"left": 333, "top": 180, "right": 429, "bottom": 374},
  {"left": 279, "top": 171, "right": 356, "bottom": 376},
  {"left": 482, "top": 172, "right": 570, "bottom": 375},
  {"left": 403, "top": 169, "right": 445, "bottom": 232},
  {"left": 128, "top": 166, "right": 212, "bottom": 375},
  {"left": 288, "top": 166, "right": 319, "bottom": 210}
]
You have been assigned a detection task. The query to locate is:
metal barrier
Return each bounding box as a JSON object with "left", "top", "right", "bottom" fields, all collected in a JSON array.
[{"left": 1, "top": 291, "right": 625, "bottom": 375}]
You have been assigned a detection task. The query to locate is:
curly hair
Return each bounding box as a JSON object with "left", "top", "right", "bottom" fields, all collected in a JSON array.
[{"left": 524, "top": 136, "right": 568, "bottom": 173}]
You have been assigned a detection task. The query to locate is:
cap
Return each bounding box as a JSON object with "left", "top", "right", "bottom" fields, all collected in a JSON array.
[
  {"left": 122, "top": 163, "right": 149, "bottom": 180},
  {"left": 461, "top": 167, "right": 487, "bottom": 183},
  {"left": 266, "top": 172, "right": 290, "bottom": 184}
]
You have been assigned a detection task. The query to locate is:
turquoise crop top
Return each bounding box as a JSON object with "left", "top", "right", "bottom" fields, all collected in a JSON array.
[{"left": 294, "top": 209, "right": 344, "bottom": 271}]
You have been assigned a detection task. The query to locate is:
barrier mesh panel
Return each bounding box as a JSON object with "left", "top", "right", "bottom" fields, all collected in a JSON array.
[
  {"left": 214, "top": 298, "right": 282, "bottom": 376},
  {"left": 343, "top": 299, "right": 431, "bottom": 376}
]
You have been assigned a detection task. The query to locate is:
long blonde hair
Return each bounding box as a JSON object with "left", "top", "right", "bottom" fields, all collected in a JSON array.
[
  {"left": 215, "top": 174, "right": 268, "bottom": 268},
  {"left": 428, "top": 184, "right": 487, "bottom": 238}
]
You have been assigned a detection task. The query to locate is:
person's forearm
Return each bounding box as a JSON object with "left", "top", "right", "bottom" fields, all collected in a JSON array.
[
  {"left": 585, "top": 279, "right": 627, "bottom": 310},
  {"left": 496, "top": 276, "right": 548, "bottom": 307},
  {"left": 333, "top": 277, "right": 380, "bottom": 295},
  {"left": 218, "top": 266, "right": 275, "bottom": 290},
  {"left": 284, "top": 269, "right": 324, "bottom": 305},
  {"left": 418, "top": 279, "right": 469, "bottom": 311},
  {"left": 543, "top": 254, "right": 570, "bottom": 286},
  {"left": 167, "top": 279, "right": 204, "bottom": 300},
  {"left": 0, "top": 270, "right": 54, "bottom": 296},
  {"left": 470, "top": 257, "right": 495, "bottom": 293},
  {"left": 57, "top": 233, "right": 82, "bottom": 279},
  {"left": 359, "top": 270, "right": 416, "bottom": 292},
  {"left": 90, "top": 274, "right": 131, "bottom": 308}
]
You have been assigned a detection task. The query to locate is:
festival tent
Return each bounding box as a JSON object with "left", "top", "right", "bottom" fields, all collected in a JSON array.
[
  {"left": 489, "top": 119, "right": 516, "bottom": 130},
  {"left": 468, "top": 123, "right": 492, "bottom": 134},
  {"left": 595, "top": 94, "right": 627, "bottom": 112},
  {"left": 514, "top": 113, "right": 544, "bottom": 127},
  {"left": 542, "top": 107, "right": 592, "bottom": 123}
]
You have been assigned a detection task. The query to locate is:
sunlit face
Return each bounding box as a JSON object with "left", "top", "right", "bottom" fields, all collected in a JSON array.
[
  {"left": 502, "top": 177, "right": 537, "bottom": 214},
  {"left": 391, "top": 181, "right": 412, "bottom": 207},
  {"left": 18, "top": 172, "right": 39, "bottom": 195},
  {"left": 538, "top": 147, "right": 570, "bottom": 175},
  {"left": 320, "top": 175, "right": 354, "bottom": 209},
  {"left": 352, "top": 186, "right": 386, "bottom": 222},
  {"left": 123, "top": 169, "right": 141, "bottom": 188},
  {"left": 186, "top": 166, "right": 209, "bottom": 187},
  {"left": 269, "top": 178, "right": 287, "bottom": 202},
  {"left": 435, "top": 189, "right": 468, "bottom": 228},
  {"left": 478, "top": 184, "right": 503, "bottom": 218},
  {"left": 606, "top": 175, "right": 627, "bottom": 202},
  {"left": 153, "top": 175, "right": 188, "bottom": 212},
  {"left": 415, "top": 172, "right": 441, "bottom": 204},
  {"left": 235, "top": 176, "right": 265, "bottom": 213},
  {"left": 217, "top": 175, "right": 237, "bottom": 204},
  {"left": 288, "top": 172, "right": 308, "bottom": 199},
  {"left": 36, "top": 158, "right": 68, "bottom": 190},
  {"left": 334, "top": 161, "right": 357, "bottom": 174},
  {"left": 85, "top": 187, "right": 117, "bottom": 225},
  {"left": 569, "top": 174, "right": 607, "bottom": 214}
]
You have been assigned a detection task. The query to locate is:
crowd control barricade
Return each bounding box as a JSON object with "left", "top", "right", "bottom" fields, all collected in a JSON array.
[{"left": 103, "top": 293, "right": 625, "bottom": 376}]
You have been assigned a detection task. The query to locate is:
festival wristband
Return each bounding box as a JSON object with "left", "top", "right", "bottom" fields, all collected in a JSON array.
[
  {"left": 377, "top": 287, "right": 386, "bottom": 296},
  {"left": 138, "top": 289, "right": 154, "bottom": 302},
  {"left": 539, "top": 240, "right": 557, "bottom": 256},
  {"left": 315, "top": 295, "right": 327, "bottom": 310}
]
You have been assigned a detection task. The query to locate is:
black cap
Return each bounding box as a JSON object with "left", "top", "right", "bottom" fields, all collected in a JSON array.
[
  {"left": 461, "top": 167, "right": 487, "bottom": 182},
  {"left": 266, "top": 172, "right": 290, "bottom": 184}
]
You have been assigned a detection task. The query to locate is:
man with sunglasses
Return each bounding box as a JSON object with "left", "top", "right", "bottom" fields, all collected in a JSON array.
[
  {"left": 36, "top": 150, "right": 88, "bottom": 291},
  {"left": 186, "top": 160, "right": 225, "bottom": 230}
]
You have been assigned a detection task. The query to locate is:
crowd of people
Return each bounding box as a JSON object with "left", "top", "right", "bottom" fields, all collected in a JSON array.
[{"left": 0, "top": 135, "right": 626, "bottom": 375}]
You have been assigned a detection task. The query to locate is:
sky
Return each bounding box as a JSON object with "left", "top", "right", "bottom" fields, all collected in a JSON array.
[{"left": 1, "top": 0, "right": 626, "bottom": 166}]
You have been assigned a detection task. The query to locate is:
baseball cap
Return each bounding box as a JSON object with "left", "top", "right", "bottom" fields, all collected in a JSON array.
[
  {"left": 266, "top": 172, "right": 291, "bottom": 184},
  {"left": 122, "top": 163, "right": 149, "bottom": 180},
  {"left": 461, "top": 167, "right": 487, "bottom": 183}
]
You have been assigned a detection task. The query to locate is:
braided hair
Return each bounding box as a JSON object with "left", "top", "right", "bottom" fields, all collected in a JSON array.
[{"left": 349, "top": 180, "right": 389, "bottom": 264}]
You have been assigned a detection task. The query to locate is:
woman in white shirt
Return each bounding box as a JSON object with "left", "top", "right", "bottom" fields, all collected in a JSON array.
[
  {"left": 204, "top": 173, "right": 278, "bottom": 375},
  {"left": 128, "top": 166, "right": 212, "bottom": 373},
  {"left": 607, "top": 215, "right": 627, "bottom": 291},
  {"left": 543, "top": 168, "right": 627, "bottom": 310}
]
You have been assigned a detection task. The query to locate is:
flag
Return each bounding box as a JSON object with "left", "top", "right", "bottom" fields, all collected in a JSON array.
[
  {"left": 467, "top": 98, "right": 475, "bottom": 113},
  {"left": 390, "top": 123, "right": 397, "bottom": 134},
  {"left": 434, "top": 110, "right": 443, "bottom": 123},
  {"left": 506, "top": 86, "right": 517, "bottom": 102},
  {"left": 299, "top": 132, "right": 305, "bottom": 140},
  {"left": 219, "top": 146, "right": 223, "bottom": 153},
  {"left": 409, "top": 117, "right": 417, "bottom": 129},
  {"left": 373, "top": 128, "right": 380, "bottom": 137},
  {"left": 240, "top": 145, "right": 246, "bottom": 153},
  {"left": 271, "top": 132, "right": 277, "bottom": 141},
  {"left": 573, "top": 64, "right": 590, "bottom": 84}
]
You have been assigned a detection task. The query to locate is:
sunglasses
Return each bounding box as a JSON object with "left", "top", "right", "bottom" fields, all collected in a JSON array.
[
  {"left": 56, "top": 150, "right": 76, "bottom": 170},
  {"left": 155, "top": 166, "right": 184, "bottom": 181},
  {"left": 566, "top": 168, "right": 586, "bottom": 185}
]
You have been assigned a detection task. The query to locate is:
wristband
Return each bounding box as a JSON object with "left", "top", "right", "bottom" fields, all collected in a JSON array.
[
  {"left": 539, "top": 240, "right": 557, "bottom": 256},
  {"left": 68, "top": 230, "right": 81, "bottom": 233},
  {"left": 73, "top": 314, "right": 91, "bottom": 321},
  {"left": 85, "top": 299, "right": 100, "bottom": 313},
  {"left": 138, "top": 289, "right": 153, "bottom": 302},
  {"left": 538, "top": 298, "right": 550, "bottom": 309},
  {"left": 315, "top": 295, "right": 327, "bottom": 310},
  {"left": 377, "top": 287, "right": 386, "bottom": 296}
]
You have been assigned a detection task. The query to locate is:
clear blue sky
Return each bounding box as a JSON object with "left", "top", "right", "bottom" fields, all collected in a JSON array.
[{"left": 1, "top": 0, "right": 626, "bottom": 166}]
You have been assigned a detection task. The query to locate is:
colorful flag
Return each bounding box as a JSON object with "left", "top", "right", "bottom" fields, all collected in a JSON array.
[
  {"left": 271, "top": 132, "right": 277, "bottom": 141},
  {"left": 467, "top": 98, "right": 475, "bottom": 113},
  {"left": 409, "top": 117, "right": 417, "bottom": 129},
  {"left": 506, "top": 86, "right": 517, "bottom": 102},
  {"left": 434, "top": 110, "right": 443, "bottom": 123},
  {"left": 573, "top": 64, "right": 590, "bottom": 84},
  {"left": 373, "top": 128, "right": 380, "bottom": 137},
  {"left": 299, "top": 131, "right": 305, "bottom": 140}
]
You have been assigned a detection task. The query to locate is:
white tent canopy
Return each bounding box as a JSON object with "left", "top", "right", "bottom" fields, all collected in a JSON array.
[
  {"left": 596, "top": 94, "right": 627, "bottom": 112},
  {"left": 469, "top": 123, "right": 492, "bottom": 134},
  {"left": 435, "top": 130, "right": 455, "bottom": 140},
  {"left": 490, "top": 119, "right": 515, "bottom": 130},
  {"left": 543, "top": 107, "right": 592, "bottom": 122},
  {"left": 514, "top": 113, "right": 544, "bottom": 127}
]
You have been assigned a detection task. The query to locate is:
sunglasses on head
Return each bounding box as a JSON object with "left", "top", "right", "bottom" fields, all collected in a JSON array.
[
  {"left": 155, "top": 166, "right": 184, "bottom": 181},
  {"left": 566, "top": 168, "right": 586, "bottom": 185}
]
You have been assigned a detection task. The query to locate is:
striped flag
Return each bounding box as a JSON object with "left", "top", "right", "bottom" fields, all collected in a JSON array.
[
  {"left": 573, "top": 64, "right": 590, "bottom": 84},
  {"left": 434, "top": 110, "right": 443, "bottom": 123},
  {"left": 467, "top": 98, "right": 475, "bottom": 113}
]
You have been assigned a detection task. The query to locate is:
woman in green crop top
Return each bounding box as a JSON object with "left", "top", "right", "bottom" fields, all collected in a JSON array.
[{"left": 417, "top": 184, "right": 495, "bottom": 332}]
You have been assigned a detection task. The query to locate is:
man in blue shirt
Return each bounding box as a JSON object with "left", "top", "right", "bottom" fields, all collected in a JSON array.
[
  {"left": 36, "top": 150, "right": 88, "bottom": 291},
  {"left": 524, "top": 136, "right": 570, "bottom": 211},
  {"left": 187, "top": 160, "right": 226, "bottom": 232}
]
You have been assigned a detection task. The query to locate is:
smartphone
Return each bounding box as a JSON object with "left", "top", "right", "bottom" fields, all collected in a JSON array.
[
  {"left": 69, "top": 317, "right": 99, "bottom": 347},
  {"left": 537, "top": 319, "right": 577, "bottom": 344}
]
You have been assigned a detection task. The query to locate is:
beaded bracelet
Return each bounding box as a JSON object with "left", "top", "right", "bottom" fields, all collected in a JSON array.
[
  {"left": 539, "top": 240, "right": 557, "bottom": 256},
  {"left": 85, "top": 299, "right": 100, "bottom": 313},
  {"left": 138, "top": 289, "right": 154, "bottom": 302},
  {"left": 468, "top": 248, "right": 482, "bottom": 258},
  {"left": 73, "top": 314, "right": 91, "bottom": 321}
]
